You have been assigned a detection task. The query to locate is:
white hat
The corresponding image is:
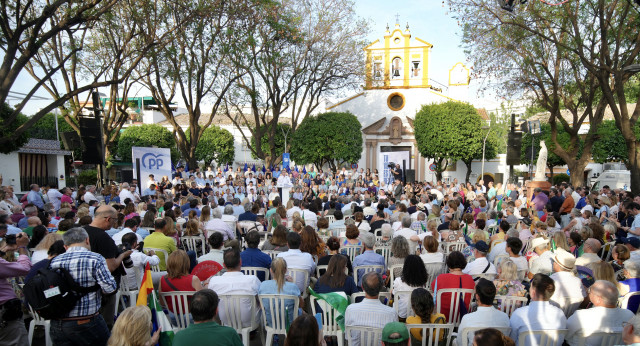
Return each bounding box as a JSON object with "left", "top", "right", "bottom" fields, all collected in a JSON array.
[
  {"left": 553, "top": 248, "right": 576, "bottom": 271},
  {"left": 530, "top": 237, "right": 550, "bottom": 250}
]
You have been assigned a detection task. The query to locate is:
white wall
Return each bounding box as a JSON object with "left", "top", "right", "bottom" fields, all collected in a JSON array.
[{"left": 0, "top": 152, "right": 21, "bottom": 191}]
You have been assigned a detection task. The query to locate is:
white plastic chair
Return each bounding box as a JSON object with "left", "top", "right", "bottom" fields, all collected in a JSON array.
[
  {"left": 350, "top": 291, "right": 392, "bottom": 304},
  {"left": 458, "top": 326, "right": 511, "bottom": 346},
  {"left": 388, "top": 264, "right": 404, "bottom": 286},
  {"left": 393, "top": 289, "right": 416, "bottom": 319},
  {"left": 262, "top": 250, "right": 282, "bottom": 261},
  {"left": 218, "top": 294, "right": 262, "bottom": 346},
  {"left": 287, "top": 268, "right": 310, "bottom": 298},
  {"left": 180, "top": 235, "right": 206, "bottom": 257},
  {"left": 310, "top": 292, "right": 347, "bottom": 346},
  {"left": 574, "top": 328, "right": 623, "bottom": 346},
  {"left": 325, "top": 215, "right": 336, "bottom": 224},
  {"left": 241, "top": 266, "right": 270, "bottom": 281},
  {"left": 353, "top": 265, "right": 384, "bottom": 285},
  {"left": 115, "top": 271, "right": 140, "bottom": 313},
  {"left": 143, "top": 248, "right": 169, "bottom": 272},
  {"left": 442, "top": 241, "right": 467, "bottom": 255},
  {"left": 551, "top": 296, "right": 584, "bottom": 318},
  {"left": 158, "top": 291, "right": 194, "bottom": 330},
  {"left": 424, "top": 263, "right": 447, "bottom": 291},
  {"left": 345, "top": 325, "right": 383, "bottom": 346},
  {"left": 259, "top": 294, "right": 301, "bottom": 346},
  {"left": 331, "top": 227, "right": 346, "bottom": 238},
  {"left": 341, "top": 244, "right": 361, "bottom": 262},
  {"left": 435, "top": 288, "right": 475, "bottom": 327},
  {"left": 316, "top": 264, "right": 328, "bottom": 278},
  {"left": 405, "top": 323, "right": 456, "bottom": 346},
  {"left": 28, "top": 304, "right": 51, "bottom": 346},
  {"left": 494, "top": 295, "right": 528, "bottom": 317},
  {"left": 618, "top": 291, "right": 640, "bottom": 314},
  {"left": 517, "top": 329, "right": 568, "bottom": 346},
  {"left": 376, "top": 245, "right": 392, "bottom": 265}
]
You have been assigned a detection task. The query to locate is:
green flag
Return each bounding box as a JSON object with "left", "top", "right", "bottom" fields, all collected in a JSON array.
[{"left": 308, "top": 287, "right": 350, "bottom": 331}]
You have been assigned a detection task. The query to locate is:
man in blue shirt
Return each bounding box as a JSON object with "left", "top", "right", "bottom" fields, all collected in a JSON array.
[
  {"left": 240, "top": 231, "right": 271, "bottom": 281},
  {"left": 352, "top": 232, "right": 386, "bottom": 285},
  {"left": 26, "top": 184, "right": 44, "bottom": 209}
]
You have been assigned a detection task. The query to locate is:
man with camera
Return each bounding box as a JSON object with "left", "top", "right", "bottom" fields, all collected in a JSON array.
[
  {"left": 392, "top": 163, "right": 403, "bottom": 182},
  {"left": 84, "top": 205, "right": 132, "bottom": 329},
  {"left": 0, "top": 231, "right": 30, "bottom": 345},
  {"left": 120, "top": 232, "right": 159, "bottom": 290}
]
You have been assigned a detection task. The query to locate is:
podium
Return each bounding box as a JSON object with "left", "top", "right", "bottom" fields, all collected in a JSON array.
[{"left": 281, "top": 187, "right": 291, "bottom": 206}]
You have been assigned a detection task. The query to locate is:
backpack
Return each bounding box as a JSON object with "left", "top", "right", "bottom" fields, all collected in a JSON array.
[{"left": 23, "top": 266, "right": 99, "bottom": 320}]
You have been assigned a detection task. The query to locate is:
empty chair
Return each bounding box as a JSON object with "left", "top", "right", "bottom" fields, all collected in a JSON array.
[
  {"left": 345, "top": 326, "right": 383, "bottom": 346},
  {"left": 517, "top": 329, "right": 568, "bottom": 346},
  {"left": 218, "top": 294, "right": 263, "bottom": 346}
]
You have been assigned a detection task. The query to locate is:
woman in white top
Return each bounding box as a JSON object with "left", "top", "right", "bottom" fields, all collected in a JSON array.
[
  {"left": 31, "top": 233, "right": 63, "bottom": 264},
  {"left": 419, "top": 236, "right": 444, "bottom": 264},
  {"left": 353, "top": 212, "right": 370, "bottom": 233},
  {"left": 392, "top": 254, "right": 429, "bottom": 319}
]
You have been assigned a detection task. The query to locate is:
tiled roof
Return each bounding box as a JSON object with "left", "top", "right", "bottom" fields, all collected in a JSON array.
[{"left": 18, "top": 139, "right": 71, "bottom": 155}]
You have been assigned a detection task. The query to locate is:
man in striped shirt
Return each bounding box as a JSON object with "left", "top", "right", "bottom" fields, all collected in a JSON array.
[
  {"left": 49, "top": 227, "right": 117, "bottom": 346},
  {"left": 345, "top": 272, "right": 398, "bottom": 346}
]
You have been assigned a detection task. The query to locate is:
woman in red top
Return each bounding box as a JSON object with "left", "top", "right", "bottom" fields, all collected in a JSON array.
[
  {"left": 159, "top": 250, "right": 203, "bottom": 314},
  {"left": 431, "top": 251, "right": 475, "bottom": 322}
]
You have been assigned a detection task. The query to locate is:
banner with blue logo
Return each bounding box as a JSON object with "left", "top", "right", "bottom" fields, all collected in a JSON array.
[
  {"left": 132, "top": 147, "right": 172, "bottom": 189},
  {"left": 282, "top": 153, "right": 290, "bottom": 170}
]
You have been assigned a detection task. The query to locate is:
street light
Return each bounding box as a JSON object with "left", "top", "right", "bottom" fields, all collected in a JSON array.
[{"left": 481, "top": 125, "right": 491, "bottom": 180}]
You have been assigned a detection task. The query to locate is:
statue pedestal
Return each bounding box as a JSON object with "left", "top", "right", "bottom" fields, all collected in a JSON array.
[{"left": 526, "top": 180, "right": 552, "bottom": 204}]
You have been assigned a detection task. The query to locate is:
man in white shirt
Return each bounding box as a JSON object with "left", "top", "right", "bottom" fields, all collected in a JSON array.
[
  {"left": 549, "top": 248, "right": 586, "bottom": 314},
  {"left": 207, "top": 249, "right": 261, "bottom": 328},
  {"left": 112, "top": 218, "right": 144, "bottom": 245},
  {"left": 276, "top": 232, "right": 315, "bottom": 293},
  {"left": 487, "top": 227, "right": 517, "bottom": 264},
  {"left": 204, "top": 208, "right": 236, "bottom": 243},
  {"left": 345, "top": 272, "right": 397, "bottom": 346},
  {"left": 456, "top": 279, "right": 510, "bottom": 346},
  {"left": 245, "top": 172, "right": 257, "bottom": 187},
  {"left": 47, "top": 188, "right": 63, "bottom": 211},
  {"left": 121, "top": 232, "right": 160, "bottom": 289},
  {"left": 565, "top": 280, "right": 634, "bottom": 346},
  {"left": 505, "top": 236, "right": 528, "bottom": 274},
  {"left": 197, "top": 232, "right": 225, "bottom": 265},
  {"left": 300, "top": 201, "right": 317, "bottom": 225},
  {"left": 393, "top": 215, "right": 419, "bottom": 253},
  {"left": 575, "top": 238, "right": 602, "bottom": 269},
  {"left": 83, "top": 185, "right": 98, "bottom": 203},
  {"left": 119, "top": 183, "right": 136, "bottom": 203},
  {"left": 510, "top": 273, "right": 567, "bottom": 345},
  {"left": 462, "top": 241, "right": 497, "bottom": 276},
  {"left": 528, "top": 237, "right": 554, "bottom": 279},
  {"left": 286, "top": 199, "right": 302, "bottom": 219}
]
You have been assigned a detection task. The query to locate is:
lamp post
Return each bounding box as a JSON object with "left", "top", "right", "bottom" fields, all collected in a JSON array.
[{"left": 481, "top": 125, "right": 491, "bottom": 180}]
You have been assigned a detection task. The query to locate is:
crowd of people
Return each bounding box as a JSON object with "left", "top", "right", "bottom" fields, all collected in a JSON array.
[{"left": 1, "top": 164, "right": 640, "bottom": 346}]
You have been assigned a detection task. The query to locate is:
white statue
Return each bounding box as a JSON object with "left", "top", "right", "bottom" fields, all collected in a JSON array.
[{"left": 534, "top": 140, "right": 548, "bottom": 181}]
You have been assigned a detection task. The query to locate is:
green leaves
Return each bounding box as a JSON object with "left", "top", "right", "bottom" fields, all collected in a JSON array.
[
  {"left": 592, "top": 120, "right": 640, "bottom": 165},
  {"left": 289, "top": 111, "right": 362, "bottom": 168},
  {"left": 116, "top": 124, "right": 178, "bottom": 163},
  {"left": 186, "top": 125, "right": 235, "bottom": 166},
  {"left": 414, "top": 101, "right": 483, "bottom": 163},
  {"left": 0, "top": 103, "right": 29, "bottom": 154}
]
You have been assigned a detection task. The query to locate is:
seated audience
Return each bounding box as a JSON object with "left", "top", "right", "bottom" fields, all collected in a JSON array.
[
  {"left": 549, "top": 248, "right": 586, "bottom": 314},
  {"left": 419, "top": 236, "right": 444, "bottom": 264},
  {"left": 259, "top": 257, "right": 301, "bottom": 327},
  {"left": 107, "top": 306, "right": 159, "bottom": 346},
  {"left": 406, "top": 288, "right": 445, "bottom": 342},
  {"left": 457, "top": 278, "right": 510, "bottom": 346},
  {"left": 277, "top": 232, "right": 316, "bottom": 293},
  {"left": 318, "top": 236, "right": 353, "bottom": 276},
  {"left": 432, "top": 251, "right": 475, "bottom": 322},
  {"left": 261, "top": 225, "right": 289, "bottom": 252},
  {"left": 492, "top": 259, "right": 527, "bottom": 300},
  {"left": 381, "top": 322, "right": 410, "bottom": 346},
  {"left": 143, "top": 218, "right": 177, "bottom": 270},
  {"left": 473, "top": 328, "right": 515, "bottom": 346},
  {"left": 388, "top": 236, "right": 410, "bottom": 280},
  {"left": 392, "top": 254, "right": 429, "bottom": 319},
  {"left": 314, "top": 254, "right": 359, "bottom": 295},
  {"left": 240, "top": 230, "right": 272, "bottom": 281},
  {"left": 285, "top": 314, "right": 325, "bottom": 346},
  {"left": 159, "top": 250, "right": 203, "bottom": 319},
  {"left": 352, "top": 232, "right": 386, "bottom": 285},
  {"left": 620, "top": 258, "right": 640, "bottom": 313},
  {"left": 197, "top": 232, "right": 224, "bottom": 265},
  {"left": 462, "top": 240, "right": 497, "bottom": 276}
]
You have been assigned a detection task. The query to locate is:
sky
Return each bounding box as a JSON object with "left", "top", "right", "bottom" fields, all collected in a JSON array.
[{"left": 11, "top": 0, "right": 509, "bottom": 116}]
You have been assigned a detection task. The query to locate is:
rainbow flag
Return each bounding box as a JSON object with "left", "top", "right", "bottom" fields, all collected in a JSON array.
[{"left": 137, "top": 263, "right": 175, "bottom": 345}]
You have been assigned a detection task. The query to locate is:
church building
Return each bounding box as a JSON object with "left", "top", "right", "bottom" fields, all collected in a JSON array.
[{"left": 327, "top": 22, "right": 473, "bottom": 184}]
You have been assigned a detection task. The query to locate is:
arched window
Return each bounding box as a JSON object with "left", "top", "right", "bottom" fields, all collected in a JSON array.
[{"left": 392, "top": 57, "right": 402, "bottom": 79}]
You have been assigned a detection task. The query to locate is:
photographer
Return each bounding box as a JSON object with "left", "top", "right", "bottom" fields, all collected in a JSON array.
[
  {"left": 392, "top": 163, "right": 403, "bottom": 183},
  {"left": 0, "top": 231, "right": 31, "bottom": 345},
  {"left": 120, "top": 233, "right": 159, "bottom": 290}
]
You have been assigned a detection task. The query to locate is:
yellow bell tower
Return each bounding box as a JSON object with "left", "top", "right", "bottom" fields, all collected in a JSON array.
[{"left": 364, "top": 22, "right": 433, "bottom": 90}]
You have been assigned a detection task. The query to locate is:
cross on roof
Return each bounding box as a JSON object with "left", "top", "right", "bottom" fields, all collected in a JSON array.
[{"left": 395, "top": 14, "right": 400, "bottom": 25}]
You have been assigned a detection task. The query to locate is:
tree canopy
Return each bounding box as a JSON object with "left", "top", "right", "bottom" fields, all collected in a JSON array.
[
  {"left": 414, "top": 101, "right": 483, "bottom": 180},
  {"left": 592, "top": 120, "right": 640, "bottom": 166},
  {"left": 186, "top": 126, "right": 235, "bottom": 167},
  {"left": 116, "top": 124, "right": 178, "bottom": 163},
  {"left": 520, "top": 122, "right": 571, "bottom": 179},
  {"left": 250, "top": 123, "right": 290, "bottom": 165},
  {"left": 289, "top": 111, "right": 362, "bottom": 170},
  {"left": 0, "top": 103, "right": 29, "bottom": 154}
]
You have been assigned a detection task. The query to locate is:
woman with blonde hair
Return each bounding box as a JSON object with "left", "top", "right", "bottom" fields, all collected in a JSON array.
[
  {"left": 292, "top": 220, "right": 304, "bottom": 234},
  {"left": 552, "top": 231, "right": 570, "bottom": 252},
  {"left": 107, "top": 306, "right": 159, "bottom": 346},
  {"left": 31, "top": 233, "right": 63, "bottom": 263},
  {"left": 159, "top": 250, "right": 203, "bottom": 315},
  {"left": 136, "top": 202, "right": 147, "bottom": 217},
  {"left": 462, "top": 230, "right": 489, "bottom": 261},
  {"left": 258, "top": 257, "right": 301, "bottom": 326},
  {"left": 592, "top": 261, "right": 619, "bottom": 289},
  {"left": 183, "top": 219, "right": 201, "bottom": 236},
  {"left": 428, "top": 205, "right": 441, "bottom": 221},
  {"left": 163, "top": 216, "right": 179, "bottom": 244},
  {"left": 199, "top": 205, "right": 211, "bottom": 226},
  {"left": 492, "top": 259, "right": 526, "bottom": 300}
]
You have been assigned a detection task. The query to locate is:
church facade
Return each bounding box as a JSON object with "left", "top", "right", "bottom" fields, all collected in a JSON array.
[{"left": 327, "top": 23, "right": 473, "bottom": 184}]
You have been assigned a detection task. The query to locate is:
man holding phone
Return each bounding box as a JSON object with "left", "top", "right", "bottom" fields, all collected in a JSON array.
[{"left": 120, "top": 232, "right": 159, "bottom": 290}]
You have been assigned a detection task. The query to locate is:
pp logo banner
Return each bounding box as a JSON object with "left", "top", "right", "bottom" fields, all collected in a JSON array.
[
  {"left": 141, "top": 153, "right": 165, "bottom": 170},
  {"left": 132, "top": 147, "right": 172, "bottom": 188}
]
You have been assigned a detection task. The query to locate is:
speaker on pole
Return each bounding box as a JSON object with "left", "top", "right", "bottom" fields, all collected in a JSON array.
[
  {"left": 506, "top": 132, "right": 523, "bottom": 166},
  {"left": 79, "top": 117, "right": 104, "bottom": 165},
  {"left": 405, "top": 169, "right": 415, "bottom": 183}
]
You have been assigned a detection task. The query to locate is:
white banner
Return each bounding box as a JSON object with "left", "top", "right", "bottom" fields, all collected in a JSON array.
[
  {"left": 132, "top": 146, "right": 172, "bottom": 189},
  {"left": 378, "top": 151, "right": 410, "bottom": 185}
]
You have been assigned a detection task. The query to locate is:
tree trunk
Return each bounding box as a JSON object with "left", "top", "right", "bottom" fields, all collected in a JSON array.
[
  {"left": 547, "top": 164, "right": 555, "bottom": 183},
  {"left": 628, "top": 145, "right": 640, "bottom": 195},
  {"left": 464, "top": 160, "right": 472, "bottom": 184},
  {"left": 565, "top": 159, "right": 588, "bottom": 188}
]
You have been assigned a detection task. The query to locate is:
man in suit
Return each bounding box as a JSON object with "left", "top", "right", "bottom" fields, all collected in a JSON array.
[{"left": 393, "top": 179, "right": 403, "bottom": 200}]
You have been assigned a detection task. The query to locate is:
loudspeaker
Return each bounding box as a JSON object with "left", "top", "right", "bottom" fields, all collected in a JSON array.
[
  {"left": 506, "top": 132, "right": 523, "bottom": 165},
  {"left": 405, "top": 169, "right": 415, "bottom": 183},
  {"left": 79, "top": 117, "right": 104, "bottom": 165},
  {"left": 60, "top": 131, "right": 81, "bottom": 150},
  {"left": 121, "top": 170, "right": 133, "bottom": 183}
]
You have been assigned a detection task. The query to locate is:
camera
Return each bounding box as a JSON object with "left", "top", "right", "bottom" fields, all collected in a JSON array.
[
  {"left": 387, "top": 162, "right": 395, "bottom": 168},
  {"left": 116, "top": 243, "right": 134, "bottom": 269},
  {"left": 4, "top": 234, "right": 17, "bottom": 245}
]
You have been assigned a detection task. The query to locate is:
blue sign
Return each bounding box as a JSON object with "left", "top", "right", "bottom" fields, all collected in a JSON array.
[
  {"left": 566, "top": 169, "right": 570, "bottom": 176},
  {"left": 282, "top": 153, "right": 290, "bottom": 169},
  {"left": 132, "top": 147, "right": 172, "bottom": 188},
  {"left": 141, "top": 153, "right": 165, "bottom": 170}
]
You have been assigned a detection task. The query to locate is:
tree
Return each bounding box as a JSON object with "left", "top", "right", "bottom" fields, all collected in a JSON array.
[
  {"left": 520, "top": 123, "right": 570, "bottom": 181},
  {"left": 250, "top": 123, "right": 290, "bottom": 165},
  {"left": 0, "top": 0, "right": 119, "bottom": 146},
  {"left": 29, "top": 113, "right": 75, "bottom": 140},
  {"left": 414, "top": 101, "right": 483, "bottom": 181},
  {"left": 0, "top": 103, "right": 29, "bottom": 154},
  {"left": 289, "top": 112, "right": 362, "bottom": 170},
  {"left": 139, "top": 0, "right": 257, "bottom": 168},
  {"left": 186, "top": 126, "right": 235, "bottom": 167},
  {"left": 461, "top": 130, "right": 498, "bottom": 183},
  {"left": 224, "top": 0, "right": 369, "bottom": 167},
  {"left": 116, "top": 124, "right": 178, "bottom": 163},
  {"left": 450, "top": 0, "right": 608, "bottom": 188},
  {"left": 592, "top": 120, "right": 640, "bottom": 165}
]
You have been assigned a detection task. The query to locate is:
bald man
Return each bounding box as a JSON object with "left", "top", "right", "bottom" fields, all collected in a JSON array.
[
  {"left": 85, "top": 205, "right": 132, "bottom": 328},
  {"left": 575, "top": 238, "right": 602, "bottom": 269}
]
